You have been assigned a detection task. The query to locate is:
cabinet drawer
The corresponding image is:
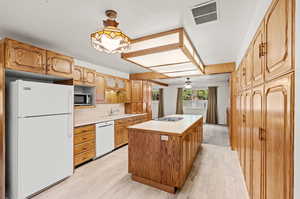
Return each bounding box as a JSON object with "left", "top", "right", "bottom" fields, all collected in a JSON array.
[
  {"left": 74, "top": 140, "right": 95, "bottom": 155},
  {"left": 74, "top": 124, "right": 95, "bottom": 135},
  {"left": 74, "top": 131, "right": 95, "bottom": 145},
  {"left": 74, "top": 150, "right": 95, "bottom": 166}
]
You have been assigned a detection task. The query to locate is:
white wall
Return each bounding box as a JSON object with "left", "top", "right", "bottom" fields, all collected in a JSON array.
[
  {"left": 217, "top": 84, "right": 229, "bottom": 125},
  {"left": 295, "top": 0, "right": 299, "bottom": 198},
  {"left": 236, "top": 0, "right": 272, "bottom": 66}
]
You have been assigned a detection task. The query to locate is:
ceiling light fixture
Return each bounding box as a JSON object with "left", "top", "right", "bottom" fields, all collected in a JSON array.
[
  {"left": 184, "top": 78, "right": 192, "bottom": 89},
  {"left": 121, "top": 28, "right": 204, "bottom": 77},
  {"left": 91, "top": 10, "right": 130, "bottom": 54}
]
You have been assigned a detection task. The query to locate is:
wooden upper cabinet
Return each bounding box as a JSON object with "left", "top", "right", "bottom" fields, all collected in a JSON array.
[
  {"left": 125, "top": 80, "right": 131, "bottom": 102},
  {"left": 116, "top": 78, "right": 126, "bottom": 89},
  {"left": 252, "top": 22, "right": 265, "bottom": 86},
  {"left": 46, "top": 51, "right": 73, "bottom": 78},
  {"left": 73, "top": 66, "right": 84, "bottom": 85},
  {"left": 240, "top": 61, "right": 246, "bottom": 90},
  {"left": 95, "top": 73, "right": 105, "bottom": 104},
  {"left": 105, "top": 76, "right": 117, "bottom": 89},
  {"left": 83, "top": 68, "right": 96, "bottom": 86},
  {"left": 131, "top": 80, "right": 143, "bottom": 102},
  {"left": 245, "top": 49, "right": 253, "bottom": 89},
  {"left": 73, "top": 66, "right": 95, "bottom": 86},
  {"left": 5, "top": 39, "right": 46, "bottom": 74},
  {"left": 265, "top": 0, "right": 293, "bottom": 81},
  {"left": 264, "top": 73, "right": 293, "bottom": 199},
  {"left": 251, "top": 85, "right": 264, "bottom": 199}
]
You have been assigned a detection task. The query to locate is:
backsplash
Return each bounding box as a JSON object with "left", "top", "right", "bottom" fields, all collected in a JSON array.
[{"left": 74, "top": 104, "right": 125, "bottom": 124}]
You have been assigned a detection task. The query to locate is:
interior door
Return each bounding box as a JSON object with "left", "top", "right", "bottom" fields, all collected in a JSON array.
[
  {"left": 252, "top": 85, "right": 264, "bottom": 199},
  {"left": 17, "top": 80, "right": 73, "bottom": 117},
  {"left": 19, "top": 114, "right": 73, "bottom": 198},
  {"left": 264, "top": 73, "right": 293, "bottom": 199},
  {"left": 265, "top": 0, "right": 293, "bottom": 81}
]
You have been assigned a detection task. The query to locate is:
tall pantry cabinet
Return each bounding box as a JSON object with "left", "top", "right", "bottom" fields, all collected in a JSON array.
[{"left": 232, "top": 0, "right": 295, "bottom": 199}]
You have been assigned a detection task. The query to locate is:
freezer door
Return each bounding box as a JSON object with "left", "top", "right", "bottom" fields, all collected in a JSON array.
[
  {"left": 14, "top": 80, "right": 73, "bottom": 117},
  {"left": 18, "top": 114, "right": 73, "bottom": 198}
]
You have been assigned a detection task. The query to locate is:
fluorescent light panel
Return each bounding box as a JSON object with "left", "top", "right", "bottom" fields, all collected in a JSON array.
[
  {"left": 127, "top": 49, "right": 189, "bottom": 67},
  {"left": 151, "top": 62, "right": 198, "bottom": 73}
]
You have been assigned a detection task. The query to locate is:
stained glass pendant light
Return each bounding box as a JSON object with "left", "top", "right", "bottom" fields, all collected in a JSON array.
[{"left": 91, "top": 10, "right": 130, "bottom": 54}]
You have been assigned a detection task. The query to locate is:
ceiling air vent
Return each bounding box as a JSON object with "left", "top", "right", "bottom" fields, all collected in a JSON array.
[{"left": 191, "top": 0, "right": 218, "bottom": 25}]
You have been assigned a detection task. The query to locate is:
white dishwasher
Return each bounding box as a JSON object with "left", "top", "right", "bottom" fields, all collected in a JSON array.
[{"left": 95, "top": 121, "right": 115, "bottom": 158}]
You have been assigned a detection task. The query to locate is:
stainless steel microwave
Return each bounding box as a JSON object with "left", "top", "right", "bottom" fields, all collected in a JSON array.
[{"left": 74, "top": 93, "right": 92, "bottom": 106}]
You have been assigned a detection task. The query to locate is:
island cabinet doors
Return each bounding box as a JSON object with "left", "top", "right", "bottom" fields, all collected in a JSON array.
[
  {"left": 264, "top": 0, "right": 293, "bottom": 81},
  {"left": 251, "top": 85, "right": 264, "bottom": 199},
  {"left": 264, "top": 73, "right": 293, "bottom": 199}
]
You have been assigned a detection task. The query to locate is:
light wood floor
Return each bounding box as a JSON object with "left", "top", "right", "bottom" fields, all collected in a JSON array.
[
  {"left": 33, "top": 125, "right": 249, "bottom": 199},
  {"left": 203, "top": 124, "right": 230, "bottom": 147}
]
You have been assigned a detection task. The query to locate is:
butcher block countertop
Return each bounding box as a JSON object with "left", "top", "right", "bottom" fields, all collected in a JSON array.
[{"left": 128, "top": 114, "right": 203, "bottom": 135}]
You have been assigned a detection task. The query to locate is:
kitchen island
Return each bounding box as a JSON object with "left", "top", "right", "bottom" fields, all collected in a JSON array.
[{"left": 128, "top": 115, "right": 203, "bottom": 193}]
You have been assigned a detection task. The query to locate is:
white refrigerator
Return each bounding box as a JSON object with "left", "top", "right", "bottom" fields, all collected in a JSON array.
[{"left": 6, "top": 80, "right": 74, "bottom": 199}]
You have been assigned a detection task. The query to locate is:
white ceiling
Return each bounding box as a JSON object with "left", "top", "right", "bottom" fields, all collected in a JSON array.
[
  {"left": 154, "top": 73, "right": 230, "bottom": 87},
  {"left": 0, "top": 0, "right": 258, "bottom": 74}
]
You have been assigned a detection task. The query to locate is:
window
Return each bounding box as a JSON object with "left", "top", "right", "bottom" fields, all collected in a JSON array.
[
  {"left": 182, "top": 89, "right": 208, "bottom": 100},
  {"left": 182, "top": 88, "right": 208, "bottom": 116},
  {"left": 152, "top": 89, "right": 160, "bottom": 101}
]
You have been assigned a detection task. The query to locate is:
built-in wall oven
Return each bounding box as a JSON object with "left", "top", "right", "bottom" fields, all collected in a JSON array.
[{"left": 74, "top": 93, "right": 92, "bottom": 106}]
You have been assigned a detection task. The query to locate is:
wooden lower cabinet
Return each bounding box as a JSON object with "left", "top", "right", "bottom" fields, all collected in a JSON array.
[
  {"left": 236, "top": 73, "right": 293, "bottom": 199},
  {"left": 114, "top": 114, "right": 150, "bottom": 148},
  {"left": 73, "top": 124, "right": 96, "bottom": 167},
  {"left": 264, "top": 74, "right": 293, "bottom": 199},
  {"left": 251, "top": 85, "right": 264, "bottom": 199},
  {"left": 128, "top": 118, "right": 203, "bottom": 192},
  {"left": 244, "top": 89, "right": 252, "bottom": 194}
]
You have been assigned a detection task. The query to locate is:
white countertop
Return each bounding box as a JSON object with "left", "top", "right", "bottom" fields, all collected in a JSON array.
[
  {"left": 74, "top": 113, "right": 147, "bottom": 127},
  {"left": 128, "top": 114, "right": 203, "bottom": 134}
]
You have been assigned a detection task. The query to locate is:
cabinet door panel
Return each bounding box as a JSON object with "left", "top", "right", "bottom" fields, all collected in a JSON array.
[
  {"left": 73, "top": 66, "right": 84, "bottom": 85},
  {"left": 265, "top": 0, "right": 293, "bottom": 80},
  {"left": 245, "top": 50, "right": 253, "bottom": 89},
  {"left": 244, "top": 90, "right": 252, "bottom": 194},
  {"left": 46, "top": 51, "right": 73, "bottom": 78},
  {"left": 95, "top": 74, "right": 105, "bottom": 104},
  {"left": 125, "top": 80, "right": 131, "bottom": 102},
  {"left": 84, "top": 68, "right": 96, "bottom": 86},
  {"left": 240, "top": 93, "right": 246, "bottom": 173},
  {"left": 131, "top": 80, "right": 143, "bottom": 102},
  {"left": 265, "top": 74, "right": 293, "bottom": 199},
  {"left": 252, "top": 85, "right": 264, "bottom": 199},
  {"left": 5, "top": 39, "right": 46, "bottom": 74},
  {"left": 253, "top": 23, "right": 265, "bottom": 86}
]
